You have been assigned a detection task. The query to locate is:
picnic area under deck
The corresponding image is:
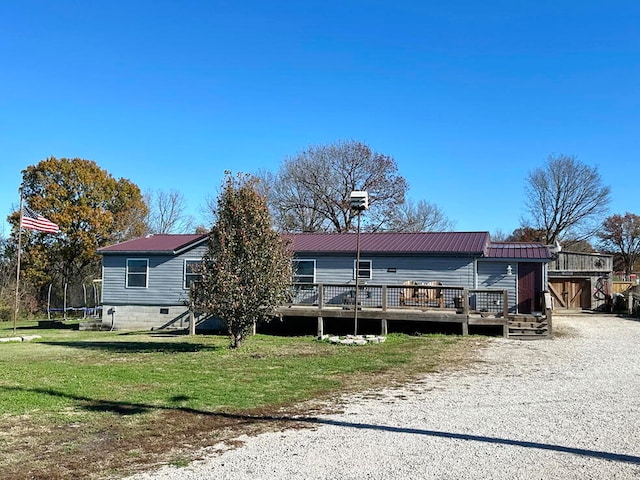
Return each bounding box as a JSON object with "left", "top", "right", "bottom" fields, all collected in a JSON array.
[{"left": 275, "top": 283, "right": 552, "bottom": 339}]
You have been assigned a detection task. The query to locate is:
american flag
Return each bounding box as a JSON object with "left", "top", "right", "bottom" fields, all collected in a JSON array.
[{"left": 21, "top": 206, "right": 60, "bottom": 233}]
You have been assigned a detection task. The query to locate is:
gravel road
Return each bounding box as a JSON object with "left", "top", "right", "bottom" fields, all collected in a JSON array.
[{"left": 126, "top": 314, "right": 640, "bottom": 480}]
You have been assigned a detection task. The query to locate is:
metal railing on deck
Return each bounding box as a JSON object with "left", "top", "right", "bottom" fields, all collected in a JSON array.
[{"left": 286, "top": 283, "right": 509, "bottom": 316}]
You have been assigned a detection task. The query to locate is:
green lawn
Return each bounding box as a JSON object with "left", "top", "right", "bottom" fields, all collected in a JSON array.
[{"left": 0, "top": 320, "right": 485, "bottom": 479}]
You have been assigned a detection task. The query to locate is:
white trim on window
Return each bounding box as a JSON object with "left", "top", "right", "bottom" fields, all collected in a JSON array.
[
  {"left": 184, "top": 259, "right": 203, "bottom": 289},
  {"left": 292, "top": 259, "right": 316, "bottom": 283},
  {"left": 353, "top": 259, "right": 372, "bottom": 280},
  {"left": 126, "top": 258, "right": 148, "bottom": 288}
]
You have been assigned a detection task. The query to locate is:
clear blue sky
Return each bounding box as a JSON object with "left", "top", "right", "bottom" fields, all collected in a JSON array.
[{"left": 1, "top": 1, "right": 638, "bottom": 238}]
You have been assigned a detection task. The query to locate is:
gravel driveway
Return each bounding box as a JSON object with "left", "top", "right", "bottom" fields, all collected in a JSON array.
[{"left": 127, "top": 314, "right": 640, "bottom": 480}]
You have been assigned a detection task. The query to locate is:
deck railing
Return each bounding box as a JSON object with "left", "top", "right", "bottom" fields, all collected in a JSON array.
[{"left": 286, "top": 283, "right": 509, "bottom": 317}]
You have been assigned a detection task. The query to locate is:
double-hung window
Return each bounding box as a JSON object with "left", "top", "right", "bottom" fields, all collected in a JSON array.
[
  {"left": 292, "top": 259, "right": 315, "bottom": 284},
  {"left": 353, "top": 260, "right": 372, "bottom": 280},
  {"left": 126, "top": 259, "right": 148, "bottom": 288},
  {"left": 184, "top": 259, "right": 203, "bottom": 289}
]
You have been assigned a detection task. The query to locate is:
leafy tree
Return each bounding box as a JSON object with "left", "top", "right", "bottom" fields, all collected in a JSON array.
[
  {"left": 523, "top": 154, "right": 610, "bottom": 244},
  {"left": 261, "top": 140, "right": 408, "bottom": 232},
  {"left": 146, "top": 188, "right": 194, "bottom": 234},
  {"left": 10, "top": 157, "right": 148, "bottom": 306},
  {"left": 0, "top": 235, "right": 15, "bottom": 321},
  {"left": 386, "top": 199, "right": 455, "bottom": 232},
  {"left": 507, "top": 226, "right": 545, "bottom": 242},
  {"left": 506, "top": 225, "right": 594, "bottom": 252},
  {"left": 192, "top": 173, "right": 292, "bottom": 348},
  {"left": 559, "top": 239, "right": 595, "bottom": 253},
  {"left": 598, "top": 212, "right": 640, "bottom": 274}
]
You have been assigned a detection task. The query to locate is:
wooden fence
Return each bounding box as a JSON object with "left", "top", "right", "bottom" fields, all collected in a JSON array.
[{"left": 612, "top": 281, "right": 635, "bottom": 294}]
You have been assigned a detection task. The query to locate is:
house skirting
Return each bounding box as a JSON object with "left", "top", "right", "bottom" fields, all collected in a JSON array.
[{"left": 101, "top": 304, "right": 224, "bottom": 331}]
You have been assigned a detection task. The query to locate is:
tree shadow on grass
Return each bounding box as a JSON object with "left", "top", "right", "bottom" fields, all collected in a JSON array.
[
  {"left": 39, "top": 340, "right": 220, "bottom": 353},
  {"left": 3, "top": 385, "right": 640, "bottom": 465}
]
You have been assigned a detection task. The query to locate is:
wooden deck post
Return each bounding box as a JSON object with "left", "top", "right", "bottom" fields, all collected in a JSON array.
[
  {"left": 317, "top": 284, "right": 325, "bottom": 339},
  {"left": 502, "top": 290, "right": 510, "bottom": 338},
  {"left": 544, "top": 291, "right": 553, "bottom": 336},
  {"left": 381, "top": 285, "right": 388, "bottom": 335},
  {"left": 189, "top": 310, "right": 196, "bottom": 336},
  {"left": 461, "top": 288, "right": 470, "bottom": 335},
  {"left": 463, "top": 288, "right": 470, "bottom": 316},
  {"left": 502, "top": 290, "right": 509, "bottom": 318},
  {"left": 381, "top": 285, "right": 387, "bottom": 311},
  {"left": 317, "top": 284, "right": 324, "bottom": 308}
]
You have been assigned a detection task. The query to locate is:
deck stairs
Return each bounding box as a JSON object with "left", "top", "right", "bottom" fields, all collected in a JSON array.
[{"left": 507, "top": 314, "right": 551, "bottom": 339}]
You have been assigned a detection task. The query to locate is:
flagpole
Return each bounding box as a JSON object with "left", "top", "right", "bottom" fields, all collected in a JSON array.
[{"left": 13, "top": 190, "right": 24, "bottom": 334}]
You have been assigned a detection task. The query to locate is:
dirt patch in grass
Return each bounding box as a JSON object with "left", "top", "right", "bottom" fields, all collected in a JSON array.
[
  {"left": 1, "top": 409, "right": 309, "bottom": 480},
  {"left": 0, "top": 336, "right": 488, "bottom": 479}
]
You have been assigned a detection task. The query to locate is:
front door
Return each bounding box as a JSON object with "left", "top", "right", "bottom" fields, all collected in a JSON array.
[{"left": 518, "top": 263, "right": 542, "bottom": 313}]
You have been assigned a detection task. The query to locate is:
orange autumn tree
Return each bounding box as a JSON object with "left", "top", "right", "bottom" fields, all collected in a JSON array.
[
  {"left": 11, "top": 157, "right": 148, "bottom": 307},
  {"left": 598, "top": 212, "right": 640, "bottom": 275}
]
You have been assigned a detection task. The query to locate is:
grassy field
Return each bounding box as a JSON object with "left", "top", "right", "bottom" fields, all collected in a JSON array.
[{"left": 0, "top": 320, "right": 488, "bottom": 479}]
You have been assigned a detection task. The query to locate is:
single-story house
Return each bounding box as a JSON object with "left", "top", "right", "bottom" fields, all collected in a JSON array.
[
  {"left": 97, "top": 231, "right": 553, "bottom": 330},
  {"left": 98, "top": 234, "right": 213, "bottom": 330}
]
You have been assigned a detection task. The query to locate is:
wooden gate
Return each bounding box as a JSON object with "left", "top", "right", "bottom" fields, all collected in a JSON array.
[{"left": 548, "top": 278, "right": 591, "bottom": 309}]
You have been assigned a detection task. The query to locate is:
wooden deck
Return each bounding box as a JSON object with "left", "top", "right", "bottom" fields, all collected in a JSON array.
[{"left": 276, "top": 283, "right": 552, "bottom": 339}]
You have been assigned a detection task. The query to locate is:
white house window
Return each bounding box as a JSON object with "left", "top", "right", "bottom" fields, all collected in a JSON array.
[
  {"left": 292, "top": 259, "right": 315, "bottom": 283},
  {"left": 184, "top": 260, "right": 203, "bottom": 289},
  {"left": 353, "top": 260, "right": 372, "bottom": 280},
  {"left": 126, "top": 259, "right": 148, "bottom": 288}
]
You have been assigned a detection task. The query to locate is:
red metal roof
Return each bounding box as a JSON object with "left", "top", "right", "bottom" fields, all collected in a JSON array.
[
  {"left": 287, "top": 232, "right": 491, "bottom": 254},
  {"left": 98, "top": 234, "right": 207, "bottom": 254},
  {"left": 486, "top": 242, "right": 552, "bottom": 260},
  {"left": 98, "top": 233, "right": 551, "bottom": 260}
]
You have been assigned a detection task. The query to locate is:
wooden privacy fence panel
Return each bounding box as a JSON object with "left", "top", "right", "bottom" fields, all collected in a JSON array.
[
  {"left": 548, "top": 251, "right": 612, "bottom": 272},
  {"left": 612, "top": 281, "right": 634, "bottom": 294}
]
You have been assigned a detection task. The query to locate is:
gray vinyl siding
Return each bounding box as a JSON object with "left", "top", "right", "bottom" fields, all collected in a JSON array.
[
  {"left": 301, "top": 253, "right": 476, "bottom": 286},
  {"left": 477, "top": 260, "right": 518, "bottom": 313},
  {"left": 102, "top": 244, "right": 207, "bottom": 306}
]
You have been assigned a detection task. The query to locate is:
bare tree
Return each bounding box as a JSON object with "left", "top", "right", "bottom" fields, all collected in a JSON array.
[
  {"left": 387, "top": 199, "right": 455, "bottom": 232},
  {"left": 147, "top": 189, "right": 194, "bottom": 234},
  {"left": 490, "top": 229, "right": 510, "bottom": 242},
  {"left": 262, "top": 140, "right": 408, "bottom": 233},
  {"left": 523, "top": 154, "right": 610, "bottom": 245},
  {"left": 598, "top": 212, "right": 640, "bottom": 274}
]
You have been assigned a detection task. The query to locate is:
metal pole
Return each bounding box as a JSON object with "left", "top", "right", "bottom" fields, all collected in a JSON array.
[
  {"left": 13, "top": 192, "right": 24, "bottom": 335},
  {"left": 354, "top": 211, "right": 361, "bottom": 335},
  {"left": 83, "top": 283, "right": 87, "bottom": 319},
  {"left": 63, "top": 282, "right": 67, "bottom": 321},
  {"left": 47, "top": 284, "right": 52, "bottom": 320}
]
